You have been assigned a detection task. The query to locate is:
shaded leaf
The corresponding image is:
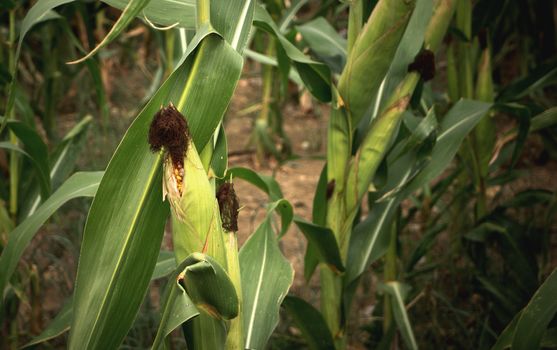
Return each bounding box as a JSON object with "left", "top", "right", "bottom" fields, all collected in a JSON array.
[
  {"left": 0, "top": 172, "right": 102, "bottom": 301},
  {"left": 379, "top": 282, "right": 418, "bottom": 350},
  {"left": 294, "top": 217, "right": 344, "bottom": 274},
  {"left": 511, "top": 267, "right": 557, "bottom": 350},
  {"left": 282, "top": 295, "right": 335, "bottom": 350}
]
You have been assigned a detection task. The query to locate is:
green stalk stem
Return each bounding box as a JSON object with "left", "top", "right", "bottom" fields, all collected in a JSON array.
[
  {"left": 165, "top": 29, "right": 175, "bottom": 78},
  {"left": 196, "top": 0, "right": 211, "bottom": 29},
  {"left": 224, "top": 230, "right": 243, "bottom": 350},
  {"left": 321, "top": 1, "right": 457, "bottom": 346},
  {"left": 383, "top": 218, "right": 398, "bottom": 331},
  {"left": 254, "top": 38, "right": 275, "bottom": 159}
]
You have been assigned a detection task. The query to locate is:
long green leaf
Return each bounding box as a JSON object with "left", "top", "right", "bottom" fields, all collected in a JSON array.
[
  {"left": 21, "top": 116, "right": 92, "bottom": 218},
  {"left": 296, "top": 17, "right": 347, "bottom": 73},
  {"left": 380, "top": 282, "right": 418, "bottom": 350},
  {"left": 240, "top": 217, "right": 294, "bottom": 349},
  {"left": 101, "top": 0, "right": 254, "bottom": 54},
  {"left": 22, "top": 297, "right": 73, "bottom": 348},
  {"left": 20, "top": 251, "right": 180, "bottom": 348},
  {"left": 399, "top": 99, "right": 491, "bottom": 198},
  {"left": 69, "top": 0, "right": 152, "bottom": 64},
  {"left": 1, "top": 0, "right": 72, "bottom": 131},
  {"left": 511, "top": 267, "right": 557, "bottom": 350},
  {"left": 0, "top": 172, "right": 102, "bottom": 301},
  {"left": 0, "top": 141, "right": 50, "bottom": 201},
  {"left": 69, "top": 24, "right": 242, "bottom": 348},
  {"left": 102, "top": 0, "right": 195, "bottom": 29},
  {"left": 227, "top": 167, "right": 283, "bottom": 201},
  {"left": 151, "top": 258, "right": 202, "bottom": 350},
  {"left": 253, "top": 4, "right": 332, "bottom": 102},
  {"left": 338, "top": 0, "right": 415, "bottom": 126}
]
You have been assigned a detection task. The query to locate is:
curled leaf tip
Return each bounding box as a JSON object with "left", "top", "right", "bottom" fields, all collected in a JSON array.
[
  {"left": 148, "top": 103, "right": 190, "bottom": 167},
  {"left": 408, "top": 49, "right": 436, "bottom": 82},
  {"left": 216, "top": 182, "right": 240, "bottom": 232}
]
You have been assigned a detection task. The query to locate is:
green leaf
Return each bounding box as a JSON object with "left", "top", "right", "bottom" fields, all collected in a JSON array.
[
  {"left": 530, "top": 106, "right": 557, "bottom": 133},
  {"left": 179, "top": 253, "right": 239, "bottom": 319},
  {"left": 22, "top": 297, "right": 73, "bottom": 348},
  {"left": 511, "top": 267, "right": 557, "bottom": 350},
  {"left": 399, "top": 99, "right": 491, "bottom": 198},
  {"left": 0, "top": 172, "right": 102, "bottom": 301},
  {"left": 22, "top": 116, "right": 92, "bottom": 218},
  {"left": 151, "top": 258, "right": 199, "bottom": 350},
  {"left": 294, "top": 217, "right": 344, "bottom": 274},
  {"left": 244, "top": 49, "right": 303, "bottom": 85},
  {"left": 1, "top": 0, "right": 72, "bottom": 131},
  {"left": 282, "top": 295, "right": 335, "bottom": 350},
  {"left": 345, "top": 198, "right": 398, "bottom": 285},
  {"left": 338, "top": 0, "right": 415, "bottom": 126},
  {"left": 493, "top": 313, "right": 557, "bottom": 350},
  {"left": 227, "top": 166, "right": 283, "bottom": 201},
  {"left": 18, "top": 251, "right": 182, "bottom": 348},
  {"left": 497, "top": 61, "right": 557, "bottom": 102},
  {"left": 152, "top": 250, "right": 177, "bottom": 280},
  {"left": 240, "top": 217, "right": 294, "bottom": 349},
  {"left": 374, "top": 0, "right": 433, "bottom": 114},
  {"left": 0, "top": 119, "right": 52, "bottom": 201},
  {"left": 296, "top": 17, "right": 347, "bottom": 73},
  {"left": 211, "top": 125, "right": 228, "bottom": 178},
  {"left": 101, "top": 0, "right": 254, "bottom": 54},
  {"left": 267, "top": 199, "right": 294, "bottom": 238},
  {"left": 304, "top": 163, "right": 328, "bottom": 281},
  {"left": 379, "top": 282, "right": 418, "bottom": 350},
  {"left": 70, "top": 0, "right": 153, "bottom": 64},
  {"left": 0, "top": 141, "right": 50, "bottom": 201},
  {"left": 102, "top": 0, "right": 196, "bottom": 29},
  {"left": 209, "top": 0, "right": 255, "bottom": 54},
  {"left": 253, "top": 4, "right": 332, "bottom": 102},
  {"left": 69, "top": 27, "right": 242, "bottom": 349}
]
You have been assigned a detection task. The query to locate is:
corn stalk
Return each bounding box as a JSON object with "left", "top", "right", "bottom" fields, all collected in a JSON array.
[{"left": 320, "top": 1, "right": 459, "bottom": 347}]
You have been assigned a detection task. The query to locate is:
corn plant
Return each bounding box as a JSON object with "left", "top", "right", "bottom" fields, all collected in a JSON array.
[
  {"left": 274, "top": 0, "right": 508, "bottom": 348},
  {"left": 0, "top": 1, "right": 106, "bottom": 345},
  {"left": 0, "top": 0, "right": 302, "bottom": 348},
  {"left": 1, "top": 0, "right": 556, "bottom": 349},
  {"left": 283, "top": 0, "right": 557, "bottom": 348}
]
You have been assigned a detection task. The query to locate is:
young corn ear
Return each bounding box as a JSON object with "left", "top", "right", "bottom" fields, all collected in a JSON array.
[
  {"left": 167, "top": 140, "right": 228, "bottom": 267},
  {"left": 148, "top": 103, "right": 228, "bottom": 279},
  {"left": 150, "top": 104, "right": 233, "bottom": 349},
  {"left": 338, "top": 0, "right": 416, "bottom": 125},
  {"left": 217, "top": 182, "right": 244, "bottom": 350}
]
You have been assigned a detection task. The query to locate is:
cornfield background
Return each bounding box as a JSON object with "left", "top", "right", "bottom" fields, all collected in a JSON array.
[{"left": 1, "top": 0, "right": 556, "bottom": 349}]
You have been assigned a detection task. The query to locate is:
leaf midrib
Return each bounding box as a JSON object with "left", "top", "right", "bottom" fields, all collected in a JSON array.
[{"left": 245, "top": 225, "right": 269, "bottom": 348}]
